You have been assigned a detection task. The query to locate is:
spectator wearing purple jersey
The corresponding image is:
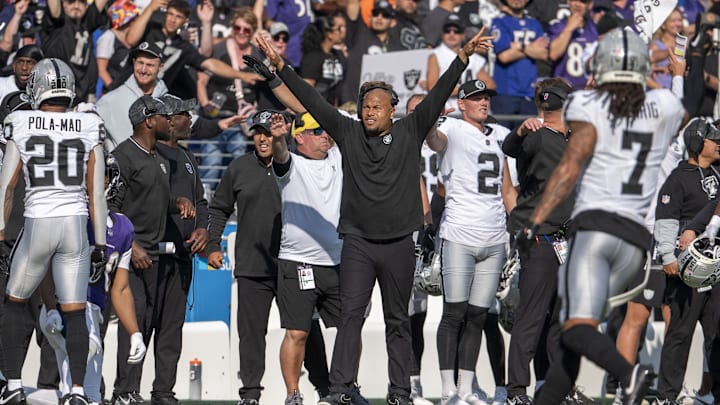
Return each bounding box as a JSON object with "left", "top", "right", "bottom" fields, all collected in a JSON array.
[
  {"left": 490, "top": 0, "right": 547, "bottom": 129},
  {"left": 548, "top": 0, "right": 598, "bottom": 90},
  {"left": 648, "top": 8, "right": 684, "bottom": 90},
  {"left": 261, "top": 0, "right": 313, "bottom": 68}
]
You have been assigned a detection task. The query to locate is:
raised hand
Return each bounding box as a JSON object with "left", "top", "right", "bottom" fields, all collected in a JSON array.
[
  {"left": 254, "top": 32, "right": 284, "bottom": 70},
  {"left": 460, "top": 26, "right": 495, "bottom": 61}
]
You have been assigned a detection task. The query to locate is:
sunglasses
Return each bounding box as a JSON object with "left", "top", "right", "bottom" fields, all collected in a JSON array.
[
  {"left": 303, "top": 128, "right": 324, "bottom": 136},
  {"left": 233, "top": 25, "right": 253, "bottom": 35},
  {"left": 443, "top": 27, "right": 462, "bottom": 34},
  {"left": 371, "top": 9, "right": 393, "bottom": 18},
  {"left": 272, "top": 34, "right": 289, "bottom": 43}
]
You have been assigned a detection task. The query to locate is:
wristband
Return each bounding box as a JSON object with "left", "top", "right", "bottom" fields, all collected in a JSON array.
[{"left": 268, "top": 74, "right": 282, "bottom": 89}]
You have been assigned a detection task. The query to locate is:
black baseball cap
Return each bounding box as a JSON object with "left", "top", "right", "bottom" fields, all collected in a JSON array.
[
  {"left": 128, "top": 96, "right": 173, "bottom": 127},
  {"left": 458, "top": 80, "right": 497, "bottom": 99},
  {"left": 130, "top": 41, "right": 163, "bottom": 60},
  {"left": 160, "top": 94, "right": 197, "bottom": 115},
  {"left": 247, "top": 109, "right": 282, "bottom": 133}
]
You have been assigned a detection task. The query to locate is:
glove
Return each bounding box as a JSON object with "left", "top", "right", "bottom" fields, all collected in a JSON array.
[
  {"left": 242, "top": 55, "right": 282, "bottom": 88},
  {"left": 40, "top": 308, "right": 64, "bottom": 335},
  {"left": 0, "top": 242, "right": 10, "bottom": 275},
  {"left": 90, "top": 246, "right": 107, "bottom": 283},
  {"left": 702, "top": 215, "right": 720, "bottom": 245},
  {"left": 127, "top": 332, "right": 147, "bottom": 364},
  {"left": 419, "top": 224, "right": 436, "bottom": 258}
]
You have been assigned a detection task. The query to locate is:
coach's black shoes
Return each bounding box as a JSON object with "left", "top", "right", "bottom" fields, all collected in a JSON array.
[
  {"left": 60, "top": 394, "right": 90, "bottom": 405},
  {"left": 620, "top": 364, "right": 656, "bottom": 405},
  {"left": 236, "top": 398, "right": 258, "bottom": 405},
  {"left": 318, "top": 392, "right": 352, "bottom": 405},
  {"left": 0, "top": 386, "right": 27, "bottom": 405},
  {"left": 351, "top": 384, "right": 372, "bottom": 405},
  {"left": 150, "top": 395, "right": 179, "bottom": 405},
  {"left": 112, "top": 392, "right": 145, "bottom": 405},
  {"left": 386, "top": 392, "right": 413, "bottom": 405},
  {"left": 505, "top": 394, "right": 533, "bottom": 405}
]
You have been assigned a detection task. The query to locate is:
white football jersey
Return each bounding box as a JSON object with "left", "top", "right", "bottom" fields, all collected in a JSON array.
[
  {"left": 3, "top": 110, "right": 105, "bottom": 218},
  {"left": 436, "top": 117, "right": 510, "bottom": 247},
  {"left": 564, "top": 88, "right": 685, "bottom": 227}
]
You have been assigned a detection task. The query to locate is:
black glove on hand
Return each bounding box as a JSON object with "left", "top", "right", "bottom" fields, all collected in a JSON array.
[
  {"left": 0, "top": 242, "right": 10, "bottom": 275},
  {"left": 420, "top": 224, "right": 436, "bottom": 258},
  {"left": 243, "top": 55, "right": 276, "bottom": 79},
  {"left": 90, "top": 246, "right": 107, "bottom": 283},
  {"left": 515, "top": 224, "right": 539, "bottom": 245}
]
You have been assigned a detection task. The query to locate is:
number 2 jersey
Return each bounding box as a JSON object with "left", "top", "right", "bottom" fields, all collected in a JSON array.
[
  {"left": 437, "top": 116, "right": 510, "bottom": 247},
  {"left": 564, "top": 88, "right": 685, "bottom": 248},
  {"left": 3, "top": 110, "right": 104, "bottom": 219}
]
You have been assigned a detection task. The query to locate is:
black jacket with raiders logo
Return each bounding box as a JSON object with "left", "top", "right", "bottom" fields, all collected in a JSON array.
[{"left": 655, "top": 161, "right": 720, "bottom": 265}]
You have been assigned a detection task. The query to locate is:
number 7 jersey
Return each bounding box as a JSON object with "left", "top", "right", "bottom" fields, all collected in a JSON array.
[
  {"left": 3, "top": 110, "right": 105, "bottom": 218},
  {"left": 564, "top": 88, "right": 685, "bottom": 227}
]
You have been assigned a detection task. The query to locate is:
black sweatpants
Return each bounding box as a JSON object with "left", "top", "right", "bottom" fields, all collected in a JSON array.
[
  {"left": 507, "top": 239, "right": 562, "bottom": 397},
  {"left": 657, "top": 278, "right": 715, "bottom": 400},
  {"left": 115, "top": 255, "right": 192, "bottom": 397},
  {"left": 235, "top": 276, "right": 277, "bottom": 401},
  {"left": 328, "top": 234, "right": 415, "bottom": 397}
]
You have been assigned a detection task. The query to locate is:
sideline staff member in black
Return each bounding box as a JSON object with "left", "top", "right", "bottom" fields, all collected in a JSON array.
[
  {"left": 501, "top": 78, "right": 574, "bottom": 405},
  {"left": 252, "top": 28, "right": 495, "bottom": 405},
  {"left": 109, "top": 96, "right": 195, "bottom": 405}
]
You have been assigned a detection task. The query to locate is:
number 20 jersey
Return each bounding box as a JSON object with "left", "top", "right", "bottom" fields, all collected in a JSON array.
[
  {"left": 3, "top": 110, "right": 104, "bottom": 219},
  {"left": 564, "top": 88, "right": 684, "bottom": 227}
]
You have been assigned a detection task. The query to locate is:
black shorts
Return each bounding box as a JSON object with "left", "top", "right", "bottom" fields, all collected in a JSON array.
[
  {"left": 629, "top": 267, "right": 666, "bottom": 308},
  {"left": 277, "top": 258, "right": 342, "bottom": 332}
]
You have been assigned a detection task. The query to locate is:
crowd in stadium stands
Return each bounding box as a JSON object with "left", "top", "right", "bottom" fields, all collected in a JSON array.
[{"left": 3, "top": 0, "right": 720, "bottom": 405}]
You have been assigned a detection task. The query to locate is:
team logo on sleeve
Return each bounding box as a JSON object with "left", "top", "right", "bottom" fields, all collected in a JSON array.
[{"left": 660, "top": 194, "right": 670, "bottom": 205}]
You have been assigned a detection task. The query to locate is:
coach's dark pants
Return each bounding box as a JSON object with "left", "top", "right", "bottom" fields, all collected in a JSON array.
[
  {"left": 657, "top": 278, "right": 715, "bottom": 400},
  {"left": 329, "top": 234, "right": 415, "bottom": 397},
  {"left": 507, "top": 239, "right": 562, "bottom": 397},
  {"left": 236, "top": 276, "right": 277, "bottom": 401}
]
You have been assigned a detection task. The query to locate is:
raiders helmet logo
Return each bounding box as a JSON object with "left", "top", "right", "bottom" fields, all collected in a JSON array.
[
  {"left": 159, "top": 162, "right": 167, "bottom": 174},
  {"left": 702, "top": 176, "right": 719, "bottom": 199},
  {"left": 404, "top": 69, "right": 421, "bottom": 90},
  {"left": 185, "top": 162, "right": 194, "bottom": 174},
  {"left": 383, "top": 133, "right": 393, "bottom": 144},
  {"left": 643, "top": 289, "right": 654, "bottom": 301}
]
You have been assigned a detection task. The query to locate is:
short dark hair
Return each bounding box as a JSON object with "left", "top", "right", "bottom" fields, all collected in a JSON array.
[{"left": 167, "top": 0, "right": 191, "bottom": 17}]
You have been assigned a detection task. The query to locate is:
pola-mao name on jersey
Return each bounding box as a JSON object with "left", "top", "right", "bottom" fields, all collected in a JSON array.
[{"left": 3, "top": 110, "right": 104, "bottom": 218}]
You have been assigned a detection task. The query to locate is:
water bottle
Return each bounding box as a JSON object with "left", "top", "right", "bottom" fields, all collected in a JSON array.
[{"left": 189, "top": 358, "right": 202, "bottom": 400}]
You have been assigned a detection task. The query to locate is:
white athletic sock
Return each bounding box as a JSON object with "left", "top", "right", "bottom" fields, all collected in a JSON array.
[
  {"left": 71, "top": 386, "right": 85, "bottom": 396},
  {"left": 7, "top": 379, "right": 22, "bottom": 391},
  {"left": 457, "top": 369, "right": 475, "bottom": 397},
  {"left": 440, "top": 369, "right": 457, "bottom": 397}
]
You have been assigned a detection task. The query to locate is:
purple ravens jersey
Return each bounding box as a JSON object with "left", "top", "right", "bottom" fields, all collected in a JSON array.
[
  {"left": 548, "top": 18, "right": 598, "bottom": 90},
  {"left": 87, "top": 212, "right": 135, "bottom": 309},
  {"left": 490, "top": 13, "right": 545, "bottom": 98},
  {"left": 265, "top": 0, "right": 313, "bottom": 68}
]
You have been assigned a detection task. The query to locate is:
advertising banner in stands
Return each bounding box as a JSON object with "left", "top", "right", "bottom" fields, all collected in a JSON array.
[{"left": 360, "top": 49, "right": 433, "bottom": 115}]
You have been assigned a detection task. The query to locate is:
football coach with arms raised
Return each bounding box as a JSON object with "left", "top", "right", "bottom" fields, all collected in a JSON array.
[{"left": 249, "top": 28, "right": 495, "bottom": 405}]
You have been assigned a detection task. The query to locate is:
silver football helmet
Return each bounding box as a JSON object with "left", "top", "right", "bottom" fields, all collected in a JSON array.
[
  {"left": 497, "top": 249, "right": 520, "bottom": 306},
  {"left": 26, "top": 58, "right": 76, "bottom": 109},
  {"left": 413, "top": 245, "right": 442, "bottom": 296},
  {"left": 678, "top": 237, "right": 720, "bottom": 288},
  {"left": 591, "top": 28, "right": 650, "bottom": 86}
]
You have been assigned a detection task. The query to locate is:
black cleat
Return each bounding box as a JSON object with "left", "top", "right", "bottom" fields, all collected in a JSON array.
[
  {"left": 60, "top": 394, "right": 90, "bottom": 405},
  {"left": 317, "top": 392, "right": 352, "bottom": 405},
  {"left": 0, "top": 386, "right": 27, "bottom": 405},
  {"left": 621, "top": 364, "right": 656, "bottom": 405}
]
